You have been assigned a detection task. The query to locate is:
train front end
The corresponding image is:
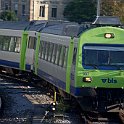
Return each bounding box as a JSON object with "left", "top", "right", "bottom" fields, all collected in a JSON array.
[{"left": 76, "top": 26, "right": 124, "bottom": 112}]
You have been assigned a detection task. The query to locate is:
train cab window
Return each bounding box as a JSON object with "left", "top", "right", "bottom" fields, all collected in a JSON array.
[
  {"left": 28, "top": 37, "right": 36, "bottom": 49},
  {"left": 84, "top": 50, "right": 97, "bottom": 65},
  {"left": 0, "top": 36, "right": 21, "bottom": 53},
  {"left": 83, "top": 44, "right": 124, "bottom": 70}
]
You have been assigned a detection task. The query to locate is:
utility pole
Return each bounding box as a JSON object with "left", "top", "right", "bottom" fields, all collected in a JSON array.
[
  {"left": 92, "top": 0, "right": 101, "bottom": 24},
  {"left": 97, "top": 0, "right": 101, "bottom": 17}
]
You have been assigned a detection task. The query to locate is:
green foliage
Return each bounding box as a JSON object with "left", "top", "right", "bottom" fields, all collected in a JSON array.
[
  {"left": 63, "top": 0, "right": 96, "bottom": 23},
  {"left": 101, "top": 0, "right": 124, "bottom": 23},
  {"left": 0, "top": 11, "right": 18, "bottom": 21}
]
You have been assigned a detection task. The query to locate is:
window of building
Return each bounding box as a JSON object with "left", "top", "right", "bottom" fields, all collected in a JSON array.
[
  {"left": 51, "top": 8, "right": 57, "bottom": 18},
  {"left": 39, "top": 5, "right": 45, "bottom": 17},
  {"left": 22, "top": 4, "right": 25, "bottom": 15},
  {"left": 14, "top": 4, "right": 18, "bottom": 15},
  {"left": 5, "top": 3, "right": 9, "bottom": 10}
]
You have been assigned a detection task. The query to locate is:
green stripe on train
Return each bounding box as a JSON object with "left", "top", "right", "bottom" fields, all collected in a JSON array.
[
  {"left": 66, "top": 37, "right": 74, "bottom": 93},
  {"left": 34, "top": 33, "right": 41, "bottom": 75},
  {"left": 20, "top": 31, "right": 28, "bottom": 70}
]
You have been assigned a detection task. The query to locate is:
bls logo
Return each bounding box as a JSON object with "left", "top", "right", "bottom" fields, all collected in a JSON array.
[{"left": 101, "top": 78, "right": 117, "bottom": 83}]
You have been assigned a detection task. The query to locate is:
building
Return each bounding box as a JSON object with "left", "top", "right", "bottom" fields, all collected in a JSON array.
[
  {"left": 30, "top": 0, "right": 71, "bottom": 21},
  {"left": 1, "top": 0, "right": 30, "bottom": 21},
  {"left": 1, "top": 0, "right": 71, "bottom": 21}
]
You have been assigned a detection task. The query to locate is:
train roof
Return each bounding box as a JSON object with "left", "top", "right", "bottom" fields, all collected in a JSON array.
[
  {"left": 0, "top": 17, "right": 122, "bottom": 37},
  {"left": 0, "top": 20, "right": 90, "bottom": 37},
  {"left": 0, "top": 21, "right": 30, "bottom": 30},
  {"left": 39, "top": 21, "right": 90, "bottom": 37},
  {"left": 0, "top": 20, "right": 48, "bottom": 31},
  {"left": 92, "top": 16, "right": 122, "bottom": 26}
]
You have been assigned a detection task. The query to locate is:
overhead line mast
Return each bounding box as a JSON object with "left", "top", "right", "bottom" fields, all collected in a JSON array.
[{"left": 97, "top": 0, "right": 101, "bottom": 17}]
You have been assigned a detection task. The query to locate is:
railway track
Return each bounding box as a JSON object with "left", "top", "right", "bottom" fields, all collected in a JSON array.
[
  {"left": 0, "top": 72, "right": 124, "bottom": 124},
  {"left": 78, "top": 103, "right": 124, "bottom": 124},
  {"left": 0, "top": 73, "right": 83, "bottom": 124}
]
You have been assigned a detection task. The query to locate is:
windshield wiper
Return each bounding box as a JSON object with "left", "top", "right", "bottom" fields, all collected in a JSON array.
[
  {"left": 86, "top": 64, "right": 98, "bottom": 69},
  {"left": 110, "top": 64, "right": 122, "bottom": 70}
]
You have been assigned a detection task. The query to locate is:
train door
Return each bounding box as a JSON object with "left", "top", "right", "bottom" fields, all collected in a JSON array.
[
  {"left": 25, "top": 31, "right": 37, "bottom": 71},
  {"left": 70, "top": 38, "right": 78, "bottom": 94},
  {"left": 33, "top": 33, "right": 40, "bottom": 75}
]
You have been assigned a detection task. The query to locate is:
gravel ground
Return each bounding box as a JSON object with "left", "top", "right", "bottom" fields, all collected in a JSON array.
[{"left": 0, "top": 77, "right": 83, "bottom": 124}]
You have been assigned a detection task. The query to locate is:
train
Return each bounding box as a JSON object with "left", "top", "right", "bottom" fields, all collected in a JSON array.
[{"left": 0, "top": 16, "right": 124, "bottom": 112}]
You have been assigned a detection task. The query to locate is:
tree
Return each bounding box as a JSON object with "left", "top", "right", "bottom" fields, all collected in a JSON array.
[
  {"left": 101, "top": 0, "right": 124, "bottom": 23},
  {"left": 63, "top": 0, "right": 96, "bottom": 23},
  {"left": 0, "top": 11, "right": 18, "bottom": 21}
]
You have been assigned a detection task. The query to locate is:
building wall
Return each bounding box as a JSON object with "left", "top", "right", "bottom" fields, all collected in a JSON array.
[
  {"left": 0, "top": 0, "right": 2, "bottom": 13},
  {"left": 32, "top": 0, "right": 71, "bottom": 21},
  {"left": 11, "top": 0, "right": 30, "bottom": 21},
  {"left": 1, "top": 0, "right": 71, "bottom": 21}
]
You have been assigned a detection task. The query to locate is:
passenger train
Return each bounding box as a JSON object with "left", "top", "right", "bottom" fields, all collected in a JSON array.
[{"left": 0, "top": 16, "right": 124, "bottom": 112}]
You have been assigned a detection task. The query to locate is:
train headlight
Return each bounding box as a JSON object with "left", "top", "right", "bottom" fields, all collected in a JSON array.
[
  {"left": 104, "top": 33, "right": 114, "bottom": 39},
  {"left": 83, "top": 77, "right": 92, "bottom": 82}
]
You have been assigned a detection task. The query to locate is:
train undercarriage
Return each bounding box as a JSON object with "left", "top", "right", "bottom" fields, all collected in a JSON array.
[{"left": 78, "top": 88, "right": 124, "bottom": 113}]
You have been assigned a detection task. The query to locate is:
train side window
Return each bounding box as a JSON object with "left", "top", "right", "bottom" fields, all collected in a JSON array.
[
  {"left": 51, "top": 44, "right": 57, "bottom": 63},
  {"left": 46, "top": 42, "right": 50, "bottom": 61},
  {"left": 43, "top": 41, "right": 47, "bottom": 60},
  {"left": 28, "top": 37, "right": 36, "bottom": 49},
  {"left": 14, "top": 37, "right": 21, "bottom": 53},
  {"left": 48, "top": 42, "right": 54, "bottom": 62},
  {"left": 38, "top": 45, "right": 41, "bottom": 58},
  {"left": 45, "top": 42, "right": 49, "bottom": 60},
  {"left": 55, "top": 45, "right": 61, "bottom": 65},
  {"left": 57, "top": 45, "right": 62, "bottom": 65},
  {"left": 0, "top": 36, "right": 21, "bottom": 53},
  {"left": 72, "top": 48, "right": 77, "bottom": 65},
  {"left": 39, "top": 41, "right": 43, "bottom": 58},
  {"left": 0, "top": 40, "right": 3, "bottom": 50},
  {"left": 59, "top": 46, "right": 66, "bottom": 67},
  {"left": 9, "top": 37, "right": 16, "bottom": 52},
  {"left": 2, "top": 37, "right": 10, "bottom": 51},
  {"left": 0, "top": 36, "right": 8, "bottom": 51},
  {"left": 62, "top": 46, "right": 66, "bottom": 67},
  {"left": 41, "top": 41, "right": 45, "bottom": 59},
  {"left": 63, "top": 47, "right": 68, "bottom": 68}
]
